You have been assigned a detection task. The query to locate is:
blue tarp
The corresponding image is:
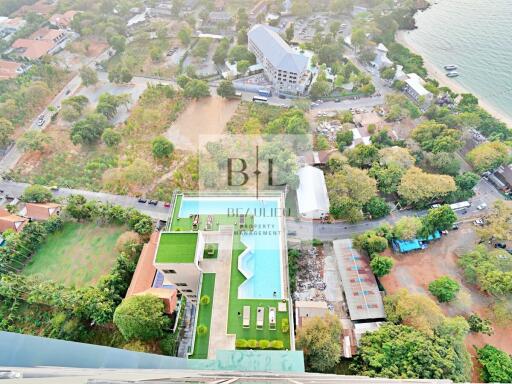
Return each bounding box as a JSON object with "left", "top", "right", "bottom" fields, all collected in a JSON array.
[{"left": 392, "top": 230, "right": 441, "bottom": 253}]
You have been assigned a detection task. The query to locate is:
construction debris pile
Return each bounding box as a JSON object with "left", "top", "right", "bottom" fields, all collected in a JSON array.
[{"left": 293, "top": 245, "right": 327, "bottom": 302}]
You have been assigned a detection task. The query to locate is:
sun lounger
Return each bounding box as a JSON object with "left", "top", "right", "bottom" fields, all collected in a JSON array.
[
  {"left": 243, "top": 306, "right": 250, "bottom": 329},
  {"left": 256, "top": 306, "right": 264, "bottom": 330},
  {"left": 239, "top": 214, "right": 246, "bottom": 228},
  {"left": 192, "top": 214, "right": 199, "bottom": 230},
  {"left": 269, "top": 307, "right": 276, "bottom": 330}
]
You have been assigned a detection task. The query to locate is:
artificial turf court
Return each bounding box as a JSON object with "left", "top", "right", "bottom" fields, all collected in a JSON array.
[
  {"left": 23, "top": 222, "right": 125, "bottom": 287},
  {"left": 155, "top": 232, "right": 198, "bottom": 263},
  {"left": 190, "top": 273, "right": 215, "bottom": 359}
]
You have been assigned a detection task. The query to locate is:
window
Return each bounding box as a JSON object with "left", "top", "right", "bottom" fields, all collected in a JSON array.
[
  {"left": 176, "top": 283, "right": 187, "bottom": 287},
  {"left": 163, "top": 269, "right": 176, "bottom": 274},
  {"left": 183, "top": 289, "right": 193, "bottom": 293}
]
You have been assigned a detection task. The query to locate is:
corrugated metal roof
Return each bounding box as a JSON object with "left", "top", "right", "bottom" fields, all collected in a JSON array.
[
  {"left": 296, "top": 166, "right": 330, "bottom": 216},
  {"left": 332, "top": 239, "right": 386, "bottom": 321},
  {"left": 248, "top": 24, "right": 308, "bottom": 74}
]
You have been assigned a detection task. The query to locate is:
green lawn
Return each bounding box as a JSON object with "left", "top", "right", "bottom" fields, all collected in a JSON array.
[
  {"left": 155, "top": 232, "right": 198, "bottom": 263},
  {"left": 23, "top": 222, "right": 125, "bottom": 287},
  {"left": 190, "top": 273, "right": 216, "bottom": 359}
]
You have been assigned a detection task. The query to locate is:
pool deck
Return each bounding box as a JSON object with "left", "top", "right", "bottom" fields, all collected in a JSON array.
[{"left": 200, "top": 226, "right": 236, "bottom": 359}]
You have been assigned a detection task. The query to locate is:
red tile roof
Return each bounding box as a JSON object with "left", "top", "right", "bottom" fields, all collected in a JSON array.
[
  {"left": 12, "top": 38, "right": 54, "bottom": 60},
  {"left": 0, "top": 213, "right": 27, "bottom": 233},
  {"left": 126, "top": 232, "right": 178, "bottom": 314},
  {"left": 24, "top": 202, "right": 61, "bottom": 220},
  {"left": 49, "top": 11, "right": 77, "bottom": 27},
  {"left": 0, "top": 60, "right": 22, "bottom": 80}
]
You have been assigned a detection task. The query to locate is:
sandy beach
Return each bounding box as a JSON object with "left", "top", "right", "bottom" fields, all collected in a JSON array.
[{"left": 397, "top": 30, "right": 512, "bottom": 128}]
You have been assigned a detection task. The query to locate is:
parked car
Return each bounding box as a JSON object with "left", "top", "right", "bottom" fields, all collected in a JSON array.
[
  {"left": 287, "top": 230, "right": 297, "bottom": 236},
  {"left": 36, "top": 118, "right": 45, "bottom": 127},
  {"left": 494, "top": 242, "right": 507, "bottom": 249},
  {"left": 334, "top": 98, "right": 341, "bottom": 102},
  {"left": 278, "top": 94, "right": 286, "bottom": 99},
  {"left": 451, "top": 223, "right": 459, "bottom": 230},
  {"left": 164, "top": 202, "right": 171, "bottom": 208},
  {"left": 148, "top": 200, "right": 158, "bottom": 206},
  {"left": 65, "top": 89, "right": 71, "bottom": 95},
  {"left": 49, "top": 186, "right": 59, "bottom": 191},
  {"left": 138, "top": 198, "right": 147, "bottom": 203},
  {"left": 477, "top": 203, "right": 487, "bottom": 210},
  {"left": 474, "top": 218, "right": 484, "bottom": 226}
]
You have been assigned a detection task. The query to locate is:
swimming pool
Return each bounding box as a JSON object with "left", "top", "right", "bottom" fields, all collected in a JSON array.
[{"left": 178, "top": 197, "right": 284, "bottom": 299}]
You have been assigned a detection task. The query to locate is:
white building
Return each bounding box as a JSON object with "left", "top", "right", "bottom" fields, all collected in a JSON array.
[
  {"left": 296, "top": 166, "right": 330, "bottom": 220},
  {"left": 371, "top": 43, "right": 393, "bottom": 70},
  {"left": 395, "top": 66, "right": 433, "bottom": 108},
  {"left": 248, "top": 24, "right": 311, "bottom": 95}
]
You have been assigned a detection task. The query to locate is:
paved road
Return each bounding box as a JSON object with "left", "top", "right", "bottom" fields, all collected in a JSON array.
[
  {"left": 0, "top": 48, "right": 113, "bottom": 174},
  {"left": 286, "top": 178, "right": 503, "bottom": 241},
  {"left": 0, "top": 181, "right": 171, "bottom": 221}
]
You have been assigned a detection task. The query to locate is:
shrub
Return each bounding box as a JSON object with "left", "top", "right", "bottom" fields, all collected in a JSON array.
[
  {"left": 270, "top": 340, "right": 284, "bottom": 349},
  {"left": 115, "top": 231, "right": 141, "bottom": 257},
  {"left": 312, "top": 238, "right": 322, "bottom": 246},
  {"left": 113, "top": 294, "right": 169, "bottom": 341},
  {"left": 123, "top": 340, "right": 151, "bottom": 352},
  {"left": 160, "top": 334, "right": 178, "bottom": 356},
  {"left": 151, "top": 136, "right": 174, "bottom": 159},
  {"left": 370, "top": 255, "right": 394, "bottom": 277},
  {"left": 248, "top": 339, "right": 258, "bottom": 348},
  {"left": 235, "top": 338, "right": 248, "bottom": 348},
  {"left": 259, "top": 339, "right": 270, "bottom": 349},
  {"left": 21, "top": 184, "right": 53, "bottom": 203},
  {"left": 428, "top": 276, "right": 460, "bottom": 302},
  {"left": 281, "top": 318, "right": 289, "bottom": 333},
  {"left": 200, "top": 295, "right": 211, "bottom": 305},
  {"left": 477, "top": 344, "right": 512, "bottom": 383},
  {"left": 467, "top": 314, "right": 493, "bottom": 336},
  {"left": 197, "top": 324, "right": 208, "bottom": 335}
]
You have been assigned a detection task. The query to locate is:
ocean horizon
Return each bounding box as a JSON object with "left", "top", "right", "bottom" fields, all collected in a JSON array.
[{"left": 401, "top": 0, "right": 512, "bottom": 125}]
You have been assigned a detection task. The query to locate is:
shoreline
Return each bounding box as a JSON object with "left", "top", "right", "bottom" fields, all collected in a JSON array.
[{"left": 396, "top": 30, "right": 512, "bottom": 128}]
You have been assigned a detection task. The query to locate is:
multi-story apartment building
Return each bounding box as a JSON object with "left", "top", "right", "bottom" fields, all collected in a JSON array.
[{"left": 248, "top": 24, "right": 311, "bottom": 95}]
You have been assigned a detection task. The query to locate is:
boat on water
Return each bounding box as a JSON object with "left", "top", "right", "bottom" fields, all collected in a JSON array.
[
  {"left": 444, "top": 64, "right": 458, "bottom": 70},
  {"left": 446, "top": 71, "right": 459, "bottom": 78}
]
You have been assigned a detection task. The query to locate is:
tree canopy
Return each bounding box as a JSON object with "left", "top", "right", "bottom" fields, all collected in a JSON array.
[
  {"left": 296, "top": 313, "right": 342, "bottom": 373},
  {"left": 397, "top": 167, "right": 456, "bottom": 206},
  {"left": 476, "top": 345, "right": 512, "bottom": 383},
  {"left": 21, "top": 184, "right": 53, "bottom": 203},
  {"left": 428, "top": 276, "right": 460, "bottom": 302},
  {"left": 71, "top": 113, "right": 111, "bottom": 145},
  {"left": 466, "top": 141, "right": 509, "bottom": 173},
  {"left": 113, "top": 294, "right": 169, "bottom": 341}
]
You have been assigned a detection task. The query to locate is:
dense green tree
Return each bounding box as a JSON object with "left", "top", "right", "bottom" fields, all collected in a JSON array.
[
  {"left": 17, "top": 131, "right": 50, "bottom": 152},
  {"left": 101, "top": 128, "right": 122, "bottom": 148},
  {"left": 96, "top": 93, "right": 130, "bottom": 119},
  {"left": 466, "top": 141, "right": 509, "bottom": 173},
  {"left": 370, "top": 255, "right": 394, "bottom": 277},
  {"left": 309, "top": 79, "right": 331, "bottom": 100},
  {"left": 412, "top": 121, "right": 463, "bottom": 154},
  {"left": 429, "top": 276, "right": 460, "bottom": 302},
  {"left": 79, "top": 66, "right": 98, "bottom": 87},
  {"left": 21, "top": 184, "right": 53, "bottom": 203},
  {"left": 422, "top": 205, "right": 457, "bottom": 234},
  {"left": 113, "top": 294, "right": 170, "bottom": 341},
  {"left": 467, "top": 314, "right": 494, "bottom": 336},
  {"left": 177, "top": 26, "right": 192, "bottom": 45},
  {"left": 397, "top": 167, "right": 456, "bottom": 206},
  {"left": 108, "top": 34, "right": 126, "bottom": 53},
  {"left": 476, "top": 345, "right": 512, "bottom": 383},
  {"left": 363, "top": 196, "right": 390, "bottom": 219},
  {"left": 296, "top": 314, "right": 342, "bottom": 373},
  {"left": 151, "top": 136, "right": 174, "bottom": 158},
  {"left": 354, "top": 323, "right": 470, "bottom": 382},
  {"left": 108, "top": 65, "right": 133, "bottom": 84},
  {"left": 0, "top": 118, "right": 14, "bottom": 147},
  {"left": 285, "top": 22, "right": 294, "bottom": 42},
  {"left": 393, "top": 216, "right": 422, "bottom": 240},
  {"left": 213, "top": 38, "right": 230, "bottom": 65},
  {"left": 70, "top": 113, "right": 111, "bottom": 145},
  {"left": 346, "top": 144, "right": 380, "bottom": 168},
  {"left": 216, "top": 80, "right": 236, "bottom": 98},
  {"left": 183, "top": 79, "right": 210, "bottom": 99},
  {"left": 368, "top": 163, "right": 404, "bottom": 194},
  {"left": 228, "top": 45, "right": 256, "bottom": 63},
  {"left": 336, "top": 130, "right": 354, "bottom": 151},
  {"left": 354, "top": 231, "right": 388, "bottom": 254}
]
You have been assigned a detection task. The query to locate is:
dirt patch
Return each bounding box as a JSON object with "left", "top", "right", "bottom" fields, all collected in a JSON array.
[
  {"left": 380, "top": 223, "right": 512, "bottom": 380},
  {"left": 165, "top": 95, "right": 240, "bottom": 151}
]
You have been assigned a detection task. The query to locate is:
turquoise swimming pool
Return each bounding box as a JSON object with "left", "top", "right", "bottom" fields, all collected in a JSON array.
[{"left": 178, "top": 197, "right": 283, "bottom": 299}]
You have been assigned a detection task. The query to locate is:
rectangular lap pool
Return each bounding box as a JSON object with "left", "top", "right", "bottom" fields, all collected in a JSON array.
[{"left": 178, "top": 197, "right": 284, "bottom": 300}]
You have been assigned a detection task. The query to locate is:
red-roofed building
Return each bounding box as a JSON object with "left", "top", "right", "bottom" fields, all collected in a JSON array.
[
  {"left": 126, "top": 232, "right": 178, "bottom": 314},
  {"left": 49, "top": 11, "right": 78, "bottom": 29},
  {"left": 21, "top": 202, "right": 61, "bottom": 221},
  {"left": 11, "top": 38, "right": 54, "bottom": 60},
  {"left": 0, "top": 208, "right": 28, "bottom": 233},
  {"left": 0, "top": 60, "right": 24, "bottom": 80},
  {"left": 11, "top": 27, "right": 67, "bottom": 60}
]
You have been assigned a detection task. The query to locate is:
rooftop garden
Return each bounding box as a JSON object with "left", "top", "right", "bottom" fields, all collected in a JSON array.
[
  {"left": 155, "top": 232, "right": 198, "bottom": 264},
  {"left": 190, "top": 273, "right": 215, "bottom": 359},
  {"left": 169, "top": 194, "right": 291, "bottom": 351}
]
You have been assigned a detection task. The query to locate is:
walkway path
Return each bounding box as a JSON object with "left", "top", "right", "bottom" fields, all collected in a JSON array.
[{"left": 200, "top": 226, "right": 236, "bottom": 359}]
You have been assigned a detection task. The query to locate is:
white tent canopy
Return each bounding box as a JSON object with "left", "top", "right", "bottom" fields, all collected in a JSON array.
[{"left": 296, "top": 166, "right": 330, "bottom": 219}]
